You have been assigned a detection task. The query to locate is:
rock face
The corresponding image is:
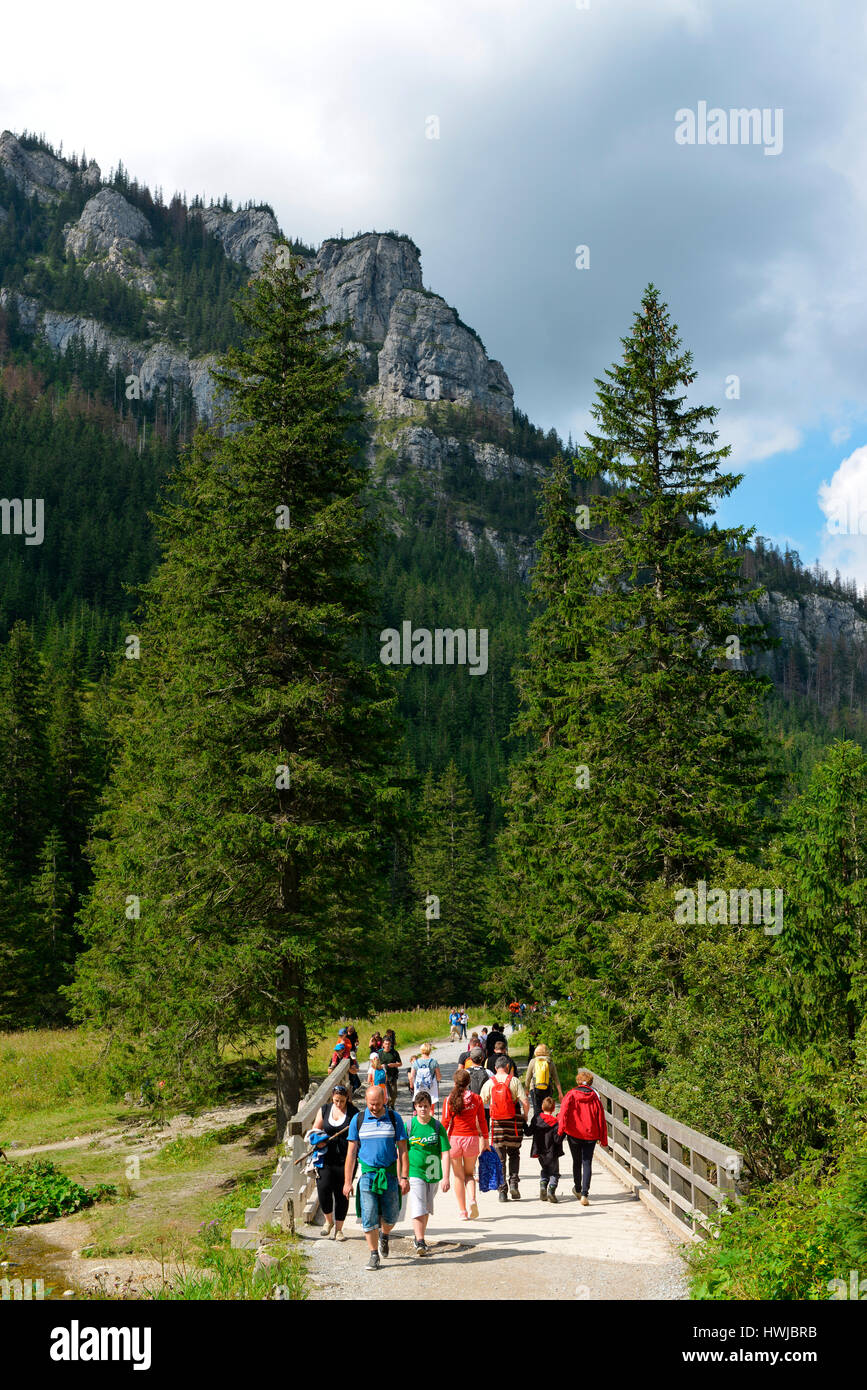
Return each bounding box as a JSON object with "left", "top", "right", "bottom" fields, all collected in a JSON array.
[
  {"left": 63, "top": 189, "right": 156, "bottom": 292},
  {"left": 199, "top": 206, "right": 279, "bottom": 270},
  {"left": 64, "top": 189, "right": 152, "bottom": 256},
  {"left": 744, "top": 592, "right": 867, "bottom": 666},
  {"left": 0, "top": 130, "right": 100, "bottom": 202},
  {"left": 313, "top": 234, "right": 423, "bottom": 342},
  {"left": 0, "top": 289, "right": 218, "bottom": 419},
  {"left": 371, "top": 289, "right": 513, "bottom": 420}
]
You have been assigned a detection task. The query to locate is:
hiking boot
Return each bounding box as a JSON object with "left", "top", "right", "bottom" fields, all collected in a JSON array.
[
  {"left": 510, "top": 1181, "right": 521, "bottom": 1200},
  {"left": 498, "top": 1188, "right": 509, "bottom": 1202},
  {"left": 365, "top": 1251, "right": 381, "bottom": 1271},
  {"left": 378, "top": 1232, "right": 390, "bottom": 1258},
  {"left": 547, "top": 1188, "right": 558, "bottom": 1204},
  {"left": 539, "top": 1184, "right": 548, "bottom": 1201}
]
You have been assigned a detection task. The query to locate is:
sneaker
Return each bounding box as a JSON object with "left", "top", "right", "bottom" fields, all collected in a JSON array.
[
  {"left": 378, "top": 1232, "right": 390, "bottom": 1258},
  {"left": 548, "top": 1189, "right": 558, "bottom": 1204},
  {"left": 334, "top": 1230, "right": 347, "bottom": 1242},
  {"left": 573, "top": 1186, "right": 581, "bottom": 1198},
  {"left": 458, "top": 1210, "right": 469, "bottom": 1220},
  {"left": 580, "top": 1195, "right": 590, "bottom": 1206},
  {"left": 469, "top": 1201, "right": 479, "bottom": 1219},
  {"left": 365, "top": 1251, "right": 381, "bottom": 1271},
  {"left": 498, "top": 1189, "right": 509, "bottom": 1202},
  {"left": 320, "top": 1225, "right": 333, "bottom": 1238},
  {"left": 414, "top": 1239, "right": 430, "bottom": 1257}
]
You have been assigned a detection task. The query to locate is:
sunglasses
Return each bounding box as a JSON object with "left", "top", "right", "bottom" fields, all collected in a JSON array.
[{"left": 332, "top": 1086, "right": 348, "bottom": 1095}]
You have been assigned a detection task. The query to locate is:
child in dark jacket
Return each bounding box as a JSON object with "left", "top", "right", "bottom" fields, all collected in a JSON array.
[{"left": 527, "top": 1096, "right": 564, "bottom": 1202}]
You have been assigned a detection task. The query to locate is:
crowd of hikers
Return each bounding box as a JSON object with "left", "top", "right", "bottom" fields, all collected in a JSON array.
[{"left": 315, "top": 1013, "right": 608, "bottom": 1270}]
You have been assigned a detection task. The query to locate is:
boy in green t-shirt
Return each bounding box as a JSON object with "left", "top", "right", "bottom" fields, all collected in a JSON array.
[{"left": 406, "top": 1090, "right": 451, "bottom": 1256}]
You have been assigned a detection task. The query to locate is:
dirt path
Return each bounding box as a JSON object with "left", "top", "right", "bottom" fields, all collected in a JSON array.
[
  {"left": 302, "top": 1027, "right": 690, "bottom": 1301},
  {"left": 10, "top": 1097, "right": 273, "bottom": 1159}
]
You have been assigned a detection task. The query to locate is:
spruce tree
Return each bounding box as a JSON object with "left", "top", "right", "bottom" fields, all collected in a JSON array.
[
  {"left": 498, "top": 286, "right": 778, "bottom": 995},
  {"left": 69, "top": 251, "right": 403, "bottom": 1132},
  {"left": 410, "top": 761, "right": 492, "bottom": 999},
  {"left": 772, "top": 740, "right": 867, "bottom": 1056},
  {"left": 0, "top": 621, "right": 50, "bottom": 884}
]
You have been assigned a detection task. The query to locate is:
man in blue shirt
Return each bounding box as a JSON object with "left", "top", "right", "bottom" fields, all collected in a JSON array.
[{"left": 343, "top": 1085, "right": 409, "bottom": 1271}]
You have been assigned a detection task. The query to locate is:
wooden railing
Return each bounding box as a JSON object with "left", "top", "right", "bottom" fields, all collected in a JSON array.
[
  {"left": 592, "top": 1072, "right": 742, "bottom": 1237},
  {"left": 231, "top": 1058, "right": 351, "bottom": 1249}
]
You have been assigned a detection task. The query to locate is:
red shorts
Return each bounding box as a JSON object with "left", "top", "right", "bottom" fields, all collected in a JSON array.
[{"left": 449, "top": 1135, "right": 480, "bottom": 1162}]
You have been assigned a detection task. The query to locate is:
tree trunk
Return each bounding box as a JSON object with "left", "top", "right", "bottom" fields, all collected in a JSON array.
[{"left": 276, "top": 992, "right": 309, "bottom": 1144}]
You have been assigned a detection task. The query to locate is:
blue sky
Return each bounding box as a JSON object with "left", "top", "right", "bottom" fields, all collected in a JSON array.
[{"left": 4, "top": 0, "right": 867, "bottom": 584}]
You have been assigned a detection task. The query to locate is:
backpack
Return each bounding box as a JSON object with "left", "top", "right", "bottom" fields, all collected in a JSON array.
[
  {"left": 535, "top": 1057, "right": 550, "bottom": 1088},
  {"left": 413, "top": 1056, "right": 434, "bottom": 1091},
  {"left": 468, "top": 1066, "right": 489, "bottom": 1096},
  {"left": 490, "top": 1077, "right": 516, "bottom": 1122}
]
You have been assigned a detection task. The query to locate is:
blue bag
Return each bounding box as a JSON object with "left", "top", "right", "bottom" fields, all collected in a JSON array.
[{"left": 478, "top": 1146, "right": 503, "bottom": 1193}]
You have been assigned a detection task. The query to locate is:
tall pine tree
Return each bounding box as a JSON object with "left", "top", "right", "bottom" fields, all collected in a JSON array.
[
  {"left": 498, "top": 286, "right": 778, "bottom": 997},
  {"left": 69, "top": 250, "right": 403, "bottom": 1132}
]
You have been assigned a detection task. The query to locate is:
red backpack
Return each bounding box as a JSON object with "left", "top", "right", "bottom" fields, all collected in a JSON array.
[{"left": 490, "top": 1077, "right": 516, "bottom": 1122}]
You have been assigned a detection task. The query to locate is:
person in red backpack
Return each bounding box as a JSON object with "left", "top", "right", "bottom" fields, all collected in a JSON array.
[
  {"left": 558, "top": 1069, "right": 608, "bottom": 1205},
  {"left": 480, "top": 1056, "right": 528, "bottom": 1202}
]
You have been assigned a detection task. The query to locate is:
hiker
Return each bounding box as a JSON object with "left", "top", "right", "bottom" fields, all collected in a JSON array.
[
  {"left": 459, "top": 1032, "right": 482, "bottom": 1066},
  {"left": 343, "top": 1085, "right": 409, "bottom": 1271},
  {"left": 367, "top": 1050, "right": 388, "bottom": 1101},
  {"left": 406, "top": 1090, "right": 451, "bottom": 1256},
  {"left": 525, "top": 1043, "right": 563, "bottom": 1119},
  {"left": 558, "top": 1069, "right": 608, "bottom": 1205},
  {"left": 369, "top": 1030, "right": 384, "bottom": 1054},
  {"left": 465, "top": 1046, "right": 493, "bottom": 1126},
  {"left": 479, "top": 1026, "right": 489, "bottom": 1053},
  {"left": 328, "top": 1028, "right": 352, "bottom": 1073},
  {"left": 459, "top": 1007, "right": 469, "bottom": 1040},
  {"left": 312, "top": 1083, "right": 358, "bottom": 1239},
  {"left": 480, "top": 1055, "right": 528, "bottom": 1202},
  {"left": 491, "top": 1038, "right": 517, "bottom": 1077},
  {"left": 527, "top": 1095, "right": 564, "bottom": 1202},
  {"left": 407, "top": 1055, "right": 417, "bottom": 1092},
  {"left": 508, "top": 1001, "right": 521, "bottom": 1031},
  {"left": 345, "top": 1023, "right": 359, "bottom": 1052},
  {"left": 409, "top": 1042, "right": 442, "bottom": 1111},
  {"left": 484, "top": 1022, "right": 507, "bottom": 1064},
  {"left": 441, "top": 1067, "right": 489, "bottom": 1220},
  {"left": 379, "top": 1033, "right": 402, "bottom": 1109},
  {"left": 347, "top": 1056, "right": 362, "bottom": 1094},
  {"left": 448, "top": 1008, "right": 461, "bottom": 1042}
]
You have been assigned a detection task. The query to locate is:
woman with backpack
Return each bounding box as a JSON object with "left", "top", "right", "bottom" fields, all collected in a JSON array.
[
  {"left": 524, "top": 1043, "right": 563, "bottom": 1120},
  {"left": 311, "top": 1082, "right": 359, "bottom": 1239},
  {"left": 409, "top": 1043, "right": 442, "bottom": 1113},
  {"left": 441, "top": 1067, "right": 489, "bottom": 1220}
]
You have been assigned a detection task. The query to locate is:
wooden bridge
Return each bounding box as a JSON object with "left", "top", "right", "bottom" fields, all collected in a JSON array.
[{"left": 232, "top": 1027, "right": 742, "bottom": 1291}]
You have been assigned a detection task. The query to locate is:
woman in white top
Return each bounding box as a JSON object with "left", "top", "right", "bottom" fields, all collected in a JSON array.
[{"left": 408, "top": 1043, "right": 442, "bottom": 1113}]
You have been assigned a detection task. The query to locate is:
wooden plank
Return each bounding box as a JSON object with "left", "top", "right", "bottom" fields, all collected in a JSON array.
[
  {"left": 288, "top": 1058, "right": 351, "bottom": 1135},
  {"left": 593, "top": 1073, "right": 741, "bottom": 1170}
]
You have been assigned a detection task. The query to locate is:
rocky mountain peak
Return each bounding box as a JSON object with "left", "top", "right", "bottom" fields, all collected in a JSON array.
[
  {"left": 0, "top": 130, "right": 100, "bottom": 201},
  {"left": 199, "top": 206, "right": 279, "bottom": 271},
  {"left": 312, "top": 233, "right": 423, "bottom": 343}
]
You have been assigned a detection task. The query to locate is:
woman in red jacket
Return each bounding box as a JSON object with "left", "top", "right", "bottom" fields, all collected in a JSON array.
[
  {"left": 442, "top": 1068, "right": 489, "bottom": 1220},
  {"left": 557, "top": 1069, "right": 608, "bottom": 1205}
]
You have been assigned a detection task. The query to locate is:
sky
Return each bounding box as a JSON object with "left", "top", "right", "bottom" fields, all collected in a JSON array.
[{"left": 4, "top": 0, "right": 867, "bottom": 585}]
